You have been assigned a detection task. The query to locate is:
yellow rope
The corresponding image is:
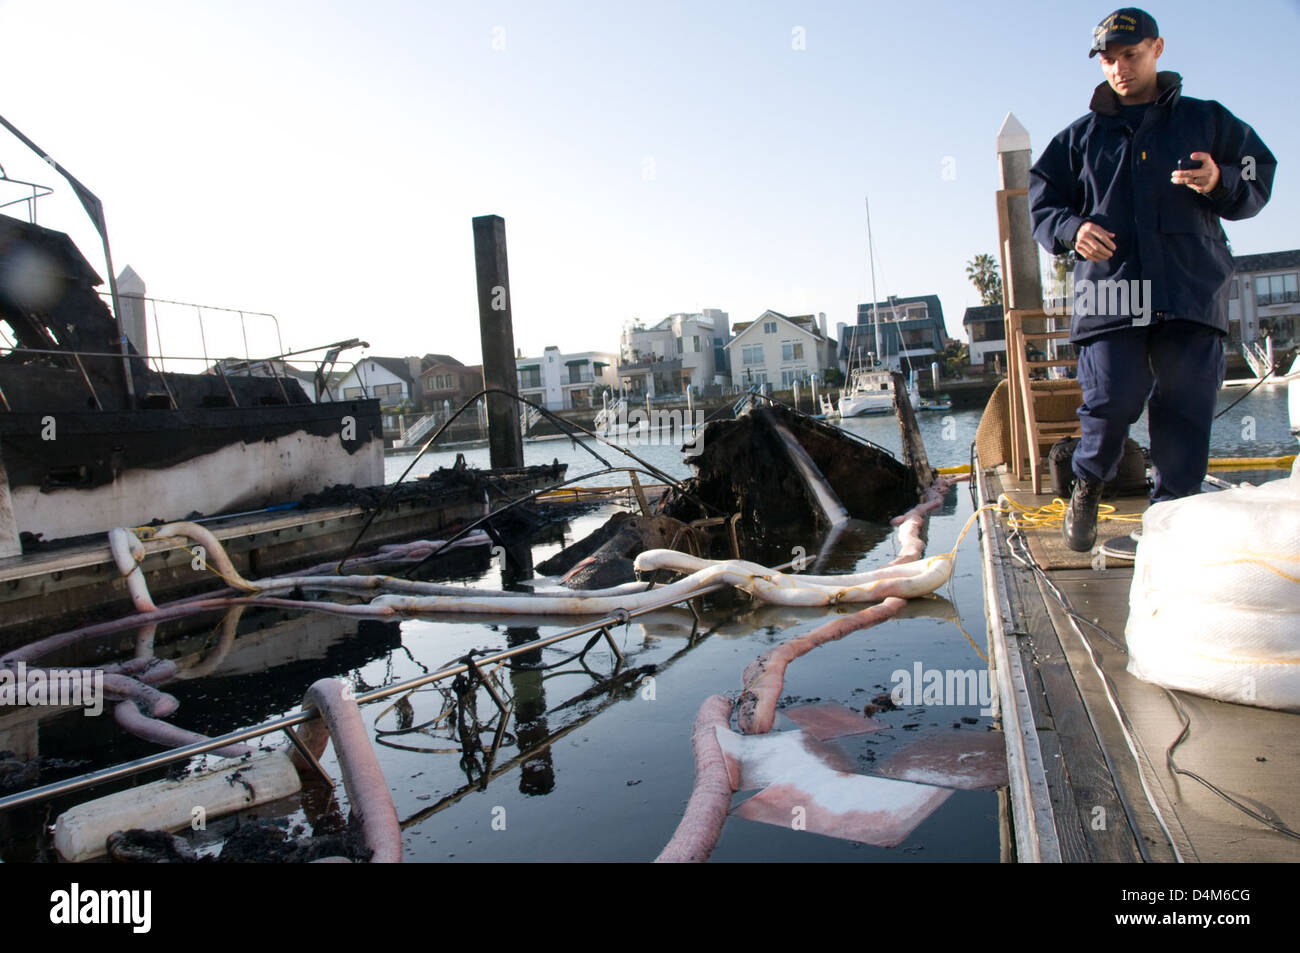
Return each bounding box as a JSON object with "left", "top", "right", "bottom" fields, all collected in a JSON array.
[
  {"left": 929, "top": 496, "right": 1141, "bottom": 663},
  {"left": 995, "top": 496, "right": 1143, "bottom": 532}
]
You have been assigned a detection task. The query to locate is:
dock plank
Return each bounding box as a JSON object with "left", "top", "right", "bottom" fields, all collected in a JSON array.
[
  {"left": 1056, "top": 569, "right": 1300, "bottom": 863},
  {"left": 984, "top": 466, "right": 1300, "bottom": 863},
  {"left": 1000, "top": 537, "right": 1144, "bottom": 861}
]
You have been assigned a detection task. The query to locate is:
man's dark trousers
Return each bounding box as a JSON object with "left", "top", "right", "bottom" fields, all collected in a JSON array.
[{"left": 1072, "top": 320, "right": 1226, "bottom": 503}]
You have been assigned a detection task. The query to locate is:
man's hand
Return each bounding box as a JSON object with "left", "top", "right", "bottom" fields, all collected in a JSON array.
[
  {"left": 1170, "top": 151, "right": 1221, "bottom": 195},
  {"left": 1074, "top": 221, "right": 1117, "bottom": 261}
]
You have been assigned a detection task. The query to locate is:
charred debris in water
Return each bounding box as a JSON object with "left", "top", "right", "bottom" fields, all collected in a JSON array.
[{"left": 540, "top": 393, "right": 928, "bottom": 589}]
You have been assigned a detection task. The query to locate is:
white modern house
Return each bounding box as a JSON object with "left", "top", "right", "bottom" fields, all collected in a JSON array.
[
  {"left": 516, "top": 347, "right": 618, "bottom": 410},
  {"left": 1229, "top": 250, "right": 1300, "bottom": 347},
  {"left": 336, "top": 356, "right": 420, "bottom": 407},
  {"left": 618, "top": 309, "right": 731, "bottom": 397},
  {"left": 725, "top": 311, "right": 837, "bottom": 389}
]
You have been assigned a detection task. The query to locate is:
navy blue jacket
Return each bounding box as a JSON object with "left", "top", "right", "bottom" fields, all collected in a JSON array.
[{"left": 1028, "top": 72, "right": 1275, "bottom": 342}]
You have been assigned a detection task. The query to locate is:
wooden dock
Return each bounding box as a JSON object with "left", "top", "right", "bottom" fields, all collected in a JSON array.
[{"left": 976, "top": 459, "right": 1300, "bottom": 862}]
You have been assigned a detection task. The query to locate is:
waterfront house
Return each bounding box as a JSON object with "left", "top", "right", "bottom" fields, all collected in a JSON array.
[
  {"left": 961, "top": 304, "right": 1007, "bottom": 374},
  {"left": 1229, "top": 249, "right": 1300, "bottom": 348},
  {"left": 418, "top": 355, "right": 483, "bottom": 413},
  {"left": 618, "top": 309, "right": 731, "bottom": 397},
  {"left": 839, "top": 294, "right": 948, "bottom": 379},
  {"left": 725, "top": 310, "right": 837, "bottom": 390},
  {"left": 516, "top": 346, "right": 618, "bottom": 410},
  {"left": 337, "top": 356, "right": 419, "bottom": 408}
]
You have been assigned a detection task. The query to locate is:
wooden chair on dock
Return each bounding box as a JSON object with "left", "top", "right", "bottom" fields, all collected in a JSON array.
[{"left": 1004, "top": 308, "right": 1081, "bottom": 494}]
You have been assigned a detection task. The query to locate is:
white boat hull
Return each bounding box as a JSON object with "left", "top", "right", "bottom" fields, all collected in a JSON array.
[
  {"left": 6, "top": 429, "right": 383, "bottom": 545},
  {"left": 838, "top": 396, "right": 894, "bottom": 417}
]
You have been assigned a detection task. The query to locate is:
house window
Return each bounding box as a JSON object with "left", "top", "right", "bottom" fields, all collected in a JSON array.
[
  {"left": 1255, "top": 273, "right": 1299, "bottom": 306},
  {"left": 692, "top": 335, "right": 701, "bottom": 352},
  {"left": 1229, "top": 280, "right": 1238, "bottom": 300},
  {"left": 781, "top": 341, "right": 804, "bottom": 361},
  {"left": 742, "top": 345, "right": 764, "bottom": 365},
  {"left": 970, "top": 321, "right": 1004, "bottom": 344},
  {"left": 344, "top": 386, "right": 364, "bottom": 399},
  {"left": 518, "top": 366, "right": 542, "bottom": 389},
  {"left": 747, "top": 371, "right": 768, "bottom": 386},
  {"left": 763, "top": 321, "right": 777, "bottom": 334},
  {"left": 781, "top": 370, "right": 796, "bottom": 387}
]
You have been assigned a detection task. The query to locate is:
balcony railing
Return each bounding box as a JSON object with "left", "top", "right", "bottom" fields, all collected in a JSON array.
[
  {"left": 618, "top": 357, "right": 681, "bottom": 372},
  {"left": 1257, "top": 291, "right": 1299, "bottom": 306}
]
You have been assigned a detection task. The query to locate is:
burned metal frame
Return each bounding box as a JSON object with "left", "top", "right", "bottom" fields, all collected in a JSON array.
[
  {"left": 0, "top": 338, "right": 370, "bottom": 411},
  {"left": 394, "top": 616, "right": 728, "bottom": 831},
  {"left": 336, "top": 384, "right": 729, "bottom": 575},
  {"left": 0, "top": 162, "right": 54, "bottom": 219},
  {"left": 0, "top": 569, "right": 753, "bottom": 815}
]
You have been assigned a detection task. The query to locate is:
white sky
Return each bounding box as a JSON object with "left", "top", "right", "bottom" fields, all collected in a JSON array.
[{"left": 2, "top": 0, "right": 1296, "bottom": 369}]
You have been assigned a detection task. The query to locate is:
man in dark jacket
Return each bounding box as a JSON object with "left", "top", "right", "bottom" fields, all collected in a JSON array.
[{"left": 1028, "top": 7, "right": 1275, "bottom": 554}]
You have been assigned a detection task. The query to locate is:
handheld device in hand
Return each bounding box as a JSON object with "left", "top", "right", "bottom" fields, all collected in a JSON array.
[{"left": 1177, "top": 156, "right": 1204, "bottom": 171}]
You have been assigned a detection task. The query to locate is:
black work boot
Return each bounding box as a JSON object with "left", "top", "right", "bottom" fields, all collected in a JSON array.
[{"left": 1062, "top": 477, "right": 1103, "bottom": 553}]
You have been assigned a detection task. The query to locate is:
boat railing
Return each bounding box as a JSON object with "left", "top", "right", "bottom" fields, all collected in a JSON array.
[
  {"left": 96, "top": 290, "right": 285, "bottom": 377},
  {"left": 0, "top": 163, "right": 54, "bottom": 223},
  {"left": 0, "top": 339, "right": 368, "bottom": 411}
]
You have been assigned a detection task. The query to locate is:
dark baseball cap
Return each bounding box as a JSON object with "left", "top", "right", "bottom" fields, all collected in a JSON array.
[{"left": 1089, "top": 8, "right": 1159, "bottom": 57}]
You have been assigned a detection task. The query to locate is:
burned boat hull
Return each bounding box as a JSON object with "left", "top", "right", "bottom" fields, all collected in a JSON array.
[
  {"left": 0, "top": 402, "right": 383, "bottom": 546},
  {"left": 661, "top": 403, "right": 919, "bottom": 536},
  {"left": 0, "top": 210, "right": 388, "bottom": 553}
]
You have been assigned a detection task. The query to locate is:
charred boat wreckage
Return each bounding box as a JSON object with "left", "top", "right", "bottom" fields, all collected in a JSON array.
[
  {"left": 542, "top": 400, "right": 930, "bottom": 591},
  {"left": 2, "top": 121, "right": 969, "bottom": 860},
  {"left": 0, "top": 149, "right": 383, "bottom": 554},
  {"left": 1, "top": 371, "right": 974, "bottom": 863},
  {"left": 0, "top": 117, "right": 570, "bottom": 634}
]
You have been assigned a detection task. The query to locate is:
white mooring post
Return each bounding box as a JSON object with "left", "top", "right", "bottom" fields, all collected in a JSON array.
[
  {"left": 996, "top": 112, "right": 1046, "bottom": 478},
  {"left": 116, "top": 266, "right": 148, "bottom": 358},
  {"left": 995, "top": 113, "right": 1043, "bottom": 310}
]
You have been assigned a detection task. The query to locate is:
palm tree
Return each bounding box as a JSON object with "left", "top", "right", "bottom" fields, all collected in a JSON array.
[{"left": 966, "top": 254, "right": 1003, "bottom": 307}]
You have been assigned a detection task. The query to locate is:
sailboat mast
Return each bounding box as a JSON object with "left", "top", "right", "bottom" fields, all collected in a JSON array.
[{"left": 866, "top": 196, "right": 881, "bottom": 365}]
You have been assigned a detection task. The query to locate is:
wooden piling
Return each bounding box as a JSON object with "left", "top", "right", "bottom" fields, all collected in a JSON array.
[
  {"left": 473, "top": 215, "right": 525, "bottom": 469},
  {"left": 892, "top": 371, "right": 933, "bottom": 490}
]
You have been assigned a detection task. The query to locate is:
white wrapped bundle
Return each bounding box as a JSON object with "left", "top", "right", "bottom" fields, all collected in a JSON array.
[{"left": 1125, "top": 461, "right": 1300, "bottom": 711}]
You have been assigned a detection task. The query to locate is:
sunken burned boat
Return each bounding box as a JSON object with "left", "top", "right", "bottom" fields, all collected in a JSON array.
[
  {"left": 661, "top": 401, "right": 921, "bottom": 531},
  {"left": 537, "top": 399, "right": 927, "bottom": 588}
]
